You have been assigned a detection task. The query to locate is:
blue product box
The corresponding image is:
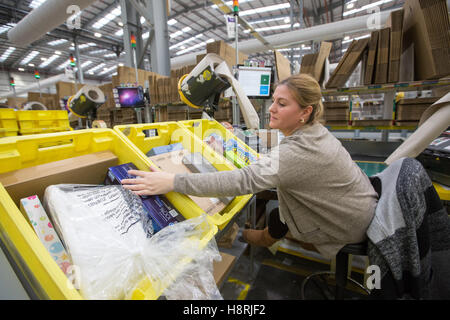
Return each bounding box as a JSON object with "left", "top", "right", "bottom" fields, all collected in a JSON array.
[
  {"left": 146, "top": 143, "right": 184, "bottom": 157},
  {"left": 105, "top": 162, "right": 138, "bottom": 185},
  {"left": 141, "top": 196, "right": 185, "bottom": 230}
]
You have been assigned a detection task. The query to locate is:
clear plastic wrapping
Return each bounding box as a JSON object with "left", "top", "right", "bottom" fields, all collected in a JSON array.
[{"left": 44, "top": 184, "right": 222, "bottom": 300}]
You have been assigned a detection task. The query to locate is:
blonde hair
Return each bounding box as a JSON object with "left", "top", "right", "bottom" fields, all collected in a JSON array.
[{"left": 278, "top": 73, "right": 324, "bottom": 124}]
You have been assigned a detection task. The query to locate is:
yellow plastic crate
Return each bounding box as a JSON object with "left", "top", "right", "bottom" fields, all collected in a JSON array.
[
  {"left": 114, "top": 122, "right": 253, "bottom": 230},
  {"left": 180, "top": 119, "right": 259, "bottom": 168},
  {"left": 17, "top": 110, "right": 71, "bottom": 135},
  {"left": 0, "top": 129, "right": 217, "bottom": 300},
  {"left": 0, "top": 108, "right": 18, "bottom": 137}
]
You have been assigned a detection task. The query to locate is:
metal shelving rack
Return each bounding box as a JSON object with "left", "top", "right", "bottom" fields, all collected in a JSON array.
[{"left": 322, "top": 78, "right": 450, "bottom": 140}]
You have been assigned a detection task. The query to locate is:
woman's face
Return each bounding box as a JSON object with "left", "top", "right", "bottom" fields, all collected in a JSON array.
[{"left": 269, "top": 84, "right": 311, "bottom": 136}]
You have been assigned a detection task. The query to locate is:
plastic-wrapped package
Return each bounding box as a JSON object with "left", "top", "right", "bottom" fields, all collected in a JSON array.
[
  {"left": 44, "top": 184, "right": 153, "bottom": 300},
  {"left": 137, "top": 215, "right": 223, "bottom": 300},
  {"left": 44, "top": 184, "right": 222, "bottom": 300}
]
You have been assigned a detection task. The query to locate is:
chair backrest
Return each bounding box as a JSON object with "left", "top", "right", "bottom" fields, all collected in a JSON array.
[{"left": 365, "top": 157, "right": 450, "bottom": 299}]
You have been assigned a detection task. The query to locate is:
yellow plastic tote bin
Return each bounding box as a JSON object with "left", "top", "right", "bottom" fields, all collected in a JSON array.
[
  {"left": 0, "top": 128, "right": 217, "bottom": 300},
  {"left": 114, "top": 122, "right": 253, "bottom": 230},
  {"left": 180, "top": 119, "right": 259, "bottom": 168},
  {"left": 17, "top": 110, "right": 71, "bottom": 135},
  {"left": 0, "top": 108, "right": 18, "bottom": 137}
]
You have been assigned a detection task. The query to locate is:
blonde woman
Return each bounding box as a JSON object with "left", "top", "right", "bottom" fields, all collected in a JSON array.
[{"left": 122, "top": 74, "right": 378, "bottom": 260}]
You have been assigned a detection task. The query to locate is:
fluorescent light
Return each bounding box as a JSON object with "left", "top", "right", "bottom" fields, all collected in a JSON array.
[
  {"left": 170, "top": 26, "right": 192, "bottom": 39},
  {"left": 167, "top": 19, "right": 177, "bottom": 25},
  {"left": 29, "top": 0, "right": 47, "bottom": 8},
  {"left": 252, "top": 22, "right": 300, "bottom": 33},
  {"left": 347, "top": 3, "right": 355, "bottom": 9},
  {"left": 89, "top": 49, "right": 108, "bottom": 54},
  {"left": 28, "top": 63, "right": 34, "bottom": 67},
  {"left": 80, "top": 61, "right": 93, "bottom": 69},
  {"left": 104, "top": 53, "right": 116, "bottom": 58},
  {"left": 342, "top": 33, "right": 370, "bottom": 44},
  {"left": 71, "top": 43, "right": 96, "bottom": 50},
  {"left": 206, "top": 38, "right": 215, "bottom": 44},
  {"left": 140, "top": 16, "right": 146, "bottom": 24},
  {"left": 143, "top": 31, "right": 150, "bottom": 39},
  {"left": 170, "top": 34, "right": 203, "bottom": 50},
  {"left": 0, "top": 47, "right": 15, "bottom": 62},
  {"left": 118, "top": 21, "right": 124, "bottom": 27},
  {"left": 39, "top": 54, "right": 60, "bottom": 68},
  {"left": 93, "top": 6, "right": 121, "bottom": 29},
  {"left": 343, "top": 0, "right": 395, "bottom": 16},
  {"left": 240, "top": 3, "right": 290, "bottom": 16},
  {"left": 18, "top": 68, "right": 25, "bottom": 72},
  {"left": 115, "top": 29, "right": 124, "bottom": 37},
  {"left": 176, "top": 40, "right": 208, "bottom": 55},
  {"left": 55, "top": 50, "right": 62, "bottom": 55},
  {"left": 94, "top": 32, "right": 102, "bottom": 38},
  {"left": 48, "top": 39, "right": 68, "bottom": 46},
  {"left": 99, "top": 65, "right": 117, "bottom": 75},
  {"left": 0, "top": 23, "right": 16, "bottom": 35},
  {"left": 57, "top": 60, "right": 71, "bottom": 70},
  {"left": 248, "top": 16, "right": 287, "bottom": 25},
  {"left": 20, "top": 51, "right": 39, "bottom": 65},
  {"left": 87, "top": 63, "right": 106, "bottom": 73}
]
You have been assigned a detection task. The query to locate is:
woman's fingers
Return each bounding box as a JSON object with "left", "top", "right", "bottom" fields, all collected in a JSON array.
[
  {"left": 127, "top": 169, "right": 148, "bottom": 177},
  {"left": 121, "top": 177, "right": 146, "bottom": 185},
  {"left": 122, "top": 184, "right": 147, "bottom": 191}
]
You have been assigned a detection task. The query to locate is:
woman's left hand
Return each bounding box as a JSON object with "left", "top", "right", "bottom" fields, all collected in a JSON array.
[{"left": 121, "top": 166, "right": 175, "bottom": 196}]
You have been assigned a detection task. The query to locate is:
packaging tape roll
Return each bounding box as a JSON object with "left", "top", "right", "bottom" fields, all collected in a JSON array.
[
  {"left": 92, "top": 120, "right": 107, "bottom": 128},
  {"left": 69, "top": 85, "right": 106, "bottom": 118},
  {"left": 23, "top": 101, "right": 47, "bottom": 110}
]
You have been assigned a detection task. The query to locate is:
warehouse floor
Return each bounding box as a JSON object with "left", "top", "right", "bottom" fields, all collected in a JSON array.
[
  {"left": 219, "top": 238, "right": 368, "bottom": 300},
  {"left": 216, "top": 209, "right": 369, "bottom": 301}
]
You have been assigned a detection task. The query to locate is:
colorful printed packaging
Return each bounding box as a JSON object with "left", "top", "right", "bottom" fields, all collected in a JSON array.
[
  {"left": 225, "top": 138, "right": 258, "bottom": 168},
  {"left": 19, "top": 195, "right": 72, "bottom": 276}
]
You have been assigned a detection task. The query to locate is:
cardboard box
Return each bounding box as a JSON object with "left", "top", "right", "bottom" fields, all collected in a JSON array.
[
  {"left": 274, "top": 50, "right": 292, "bottom": 82},
  {"left": 213, "top": 252, "right": 236, "bottom": 287},
  {"left": 374, "top": 27, "right": 390, "bottom": 84},
  {"left": 299, "top": 42, "right": 332, "bottom": 82},
  {"left": 402, "top": 0, "right": 450, "bottom": 80},
  {"left": 364, "top": 30, "right": 379, "bottom": 85},
  {"left": 387, "top": 9, "right": 404, "bottom": 83},
  {"left": 326, "top": 38, "right": 369, "bottom": 88},
  {"left": 0, "top": 151, "right": 118, "bottom": 206},
  {"left": 217, "top": 223, "right": 239, "bottom": 249},
  {"left": 206, "top": 40, "right": 248, "bottom": 71}
]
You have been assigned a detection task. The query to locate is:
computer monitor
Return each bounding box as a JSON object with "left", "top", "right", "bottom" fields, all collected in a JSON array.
[
  {"left": 113, "top": 86, "right": 145, "bottom": 108},
  {"left": 236, "top": 65, "right": 273, "bottom": 99}
]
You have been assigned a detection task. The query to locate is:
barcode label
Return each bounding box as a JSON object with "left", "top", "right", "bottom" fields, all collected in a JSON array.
[{"left": 169, "top": 209, "right": 178, "bottom": 218}]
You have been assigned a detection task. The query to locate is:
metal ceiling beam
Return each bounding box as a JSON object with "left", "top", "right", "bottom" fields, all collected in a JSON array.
[{"left": 82, "top": 0, "right": 119, "bottom": 29}]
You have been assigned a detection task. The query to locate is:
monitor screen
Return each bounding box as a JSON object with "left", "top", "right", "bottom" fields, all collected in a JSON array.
[
  {"left": 114, "top": 87, "right": 145, "bottom": 108},
  {"left": 237, "top": 66, "right": 273, "bottom": 98}
]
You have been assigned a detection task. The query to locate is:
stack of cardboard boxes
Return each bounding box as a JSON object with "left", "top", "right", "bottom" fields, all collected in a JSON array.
[
  {"left": 395, "top": 97, "right": 439, "bottom": 126},
  {"left": 323, "top": 101, "right": 349, "bottom": 126},
  {"left": 300, "top": 41, "right": 333, "bottom": 84}
]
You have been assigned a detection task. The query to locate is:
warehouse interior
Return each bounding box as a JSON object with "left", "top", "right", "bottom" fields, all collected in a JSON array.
[{"left": 0, "top": 0, "right": 449, "bottom": 302}]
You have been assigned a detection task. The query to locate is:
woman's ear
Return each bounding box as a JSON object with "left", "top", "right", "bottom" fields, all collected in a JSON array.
[{"left": 302, "top": 105, "right": 313, "bottom": 118}]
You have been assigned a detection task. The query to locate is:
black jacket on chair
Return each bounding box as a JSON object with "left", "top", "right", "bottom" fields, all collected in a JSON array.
[{"left": 366, "top": 157, "right": 450, "bottom": 299}]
